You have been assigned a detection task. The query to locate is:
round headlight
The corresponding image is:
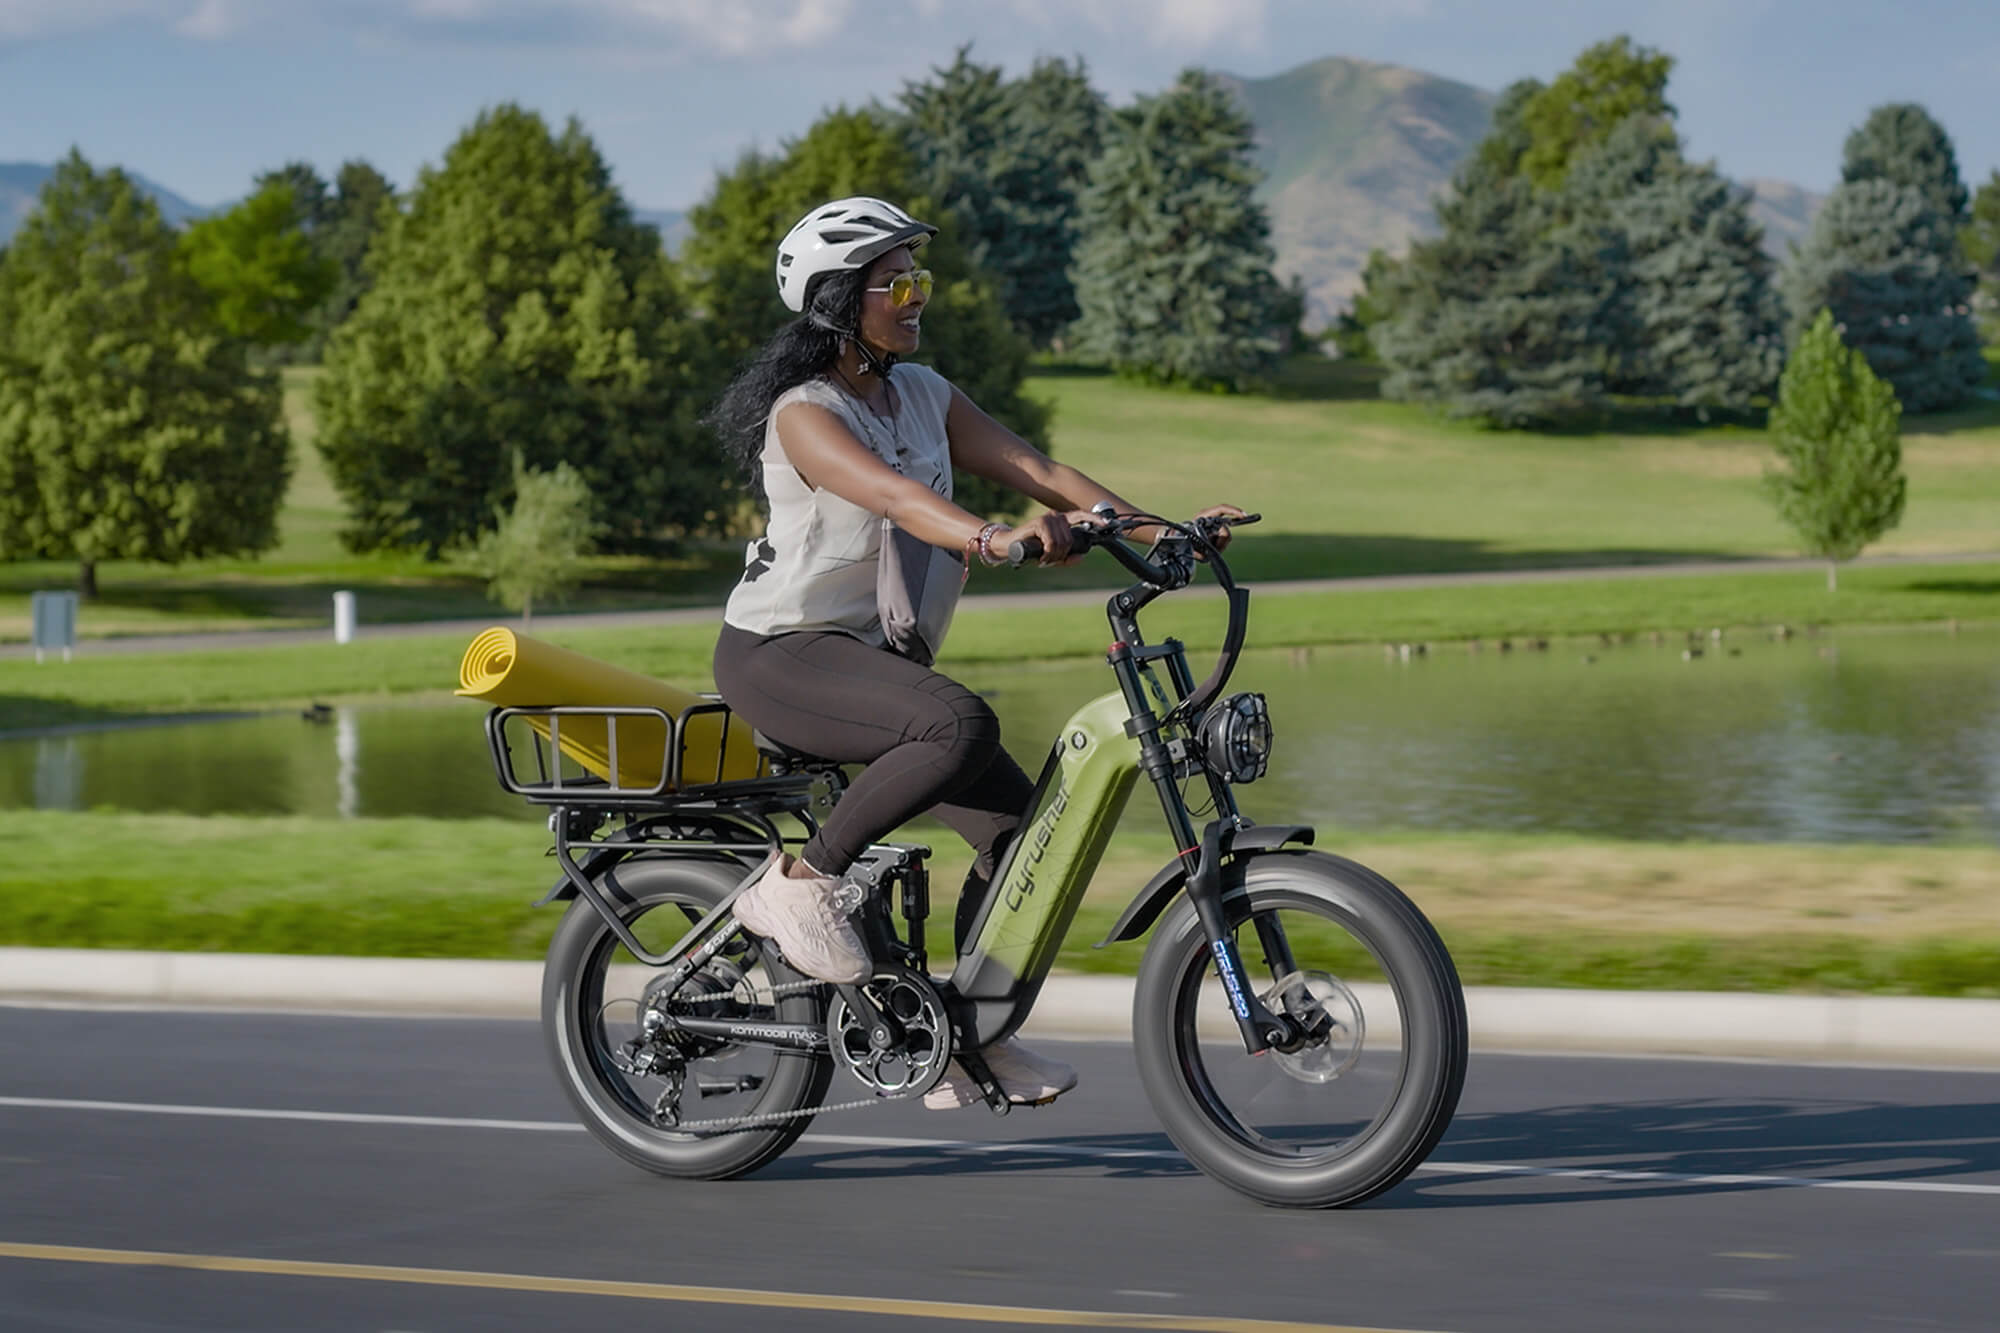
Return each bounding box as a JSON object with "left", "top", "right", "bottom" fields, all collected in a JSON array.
[{"left": 1199, "top": 692, "right": 1272, "bottom": 784}]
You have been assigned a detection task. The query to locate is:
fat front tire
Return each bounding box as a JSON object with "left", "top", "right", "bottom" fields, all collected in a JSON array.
[
  {"left": 542, "top": 855, "right": 833, "bottom": 1180},
  {"left": 1133, "top": 849, "right": 1467, "bottom": 1208}
]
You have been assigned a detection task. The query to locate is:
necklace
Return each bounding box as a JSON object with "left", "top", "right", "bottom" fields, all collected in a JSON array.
[{"left": 830, "top": 366, "right": 902, "bottom": 463}]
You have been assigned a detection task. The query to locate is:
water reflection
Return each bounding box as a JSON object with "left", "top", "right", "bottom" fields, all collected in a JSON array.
[
  {"left": 336, "top": 707, "right": 360, "bottom": 820},
  {"left": 1, "top": 627, "right": 1995, "bottom": 845},
  {"left": 34, "top": 737, "right": 80, "bottom": 809}
]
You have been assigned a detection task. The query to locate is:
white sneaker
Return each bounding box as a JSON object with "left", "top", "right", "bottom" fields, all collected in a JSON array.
[
  {"left": 923, "top": 1038, "right": 1079, "bottom": 1110},
  {"left": 733, "top": 855, "right": 871, "bottom": 985}
]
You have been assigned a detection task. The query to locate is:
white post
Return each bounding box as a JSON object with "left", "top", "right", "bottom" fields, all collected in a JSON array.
[{"left": 333, "top": 590, "right": 356, "bottom": 644}]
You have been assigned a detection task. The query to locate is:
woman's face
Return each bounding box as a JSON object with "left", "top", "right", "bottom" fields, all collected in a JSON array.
[{"left": 857, "top": 246, "right": 926, "bottom": 360}]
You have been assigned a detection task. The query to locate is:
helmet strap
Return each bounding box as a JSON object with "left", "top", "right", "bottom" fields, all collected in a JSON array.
[{"left": 809, "top": 310, "right": 897, "bottom": 378}]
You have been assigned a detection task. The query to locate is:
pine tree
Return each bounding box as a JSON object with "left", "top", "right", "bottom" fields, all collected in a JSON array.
[
  {"left": 1069, "top": 69, "right": 1287, "bottom": 389},
  {"left": 899, "top": 49, "right": 1107, "bottom": 346},
  {"left": 1781, "top": 178, "right": 1985, "bottom": 413},
  {"left": 899, "top": 46, "right": 1009, "bottom": 277},
  {"left": 1612, "top": 168, "right": 1783, "bottom": 412},
  {"left": 0, "top": 152, "right": 289, "bottom": 598},
  {"left": 992, "top": 55, "right": 1107, "bottom": 345},
  {"left": 314, "top": 105, "right": 715, "bottom": 556},
  {"left": 1559, "top": 119, "right": 1781, "bottom": 411},
  {"left": 679, "top": 106, "right": 1048, "bottom": 520},
  {"left": 1327, "top": 248, "right": 1399, "bottom": 361},
  {"left": 255, "top": 161, "right": 335, "bottom": 233},
  {"left": 308, "top": 161, "right": 396, "bottom": 359},
  {"left": 1963, "top": 170, "right": 2000, "bottom": 340},
  {"left": 1765, "top": 310, "right": 1905, "bottom": 589},
  {"left": 1374, "top": 156, "right": 1614, "bottom": 426},
  {"left": 1841, "top": 103, "right": 1969, "bottom": 225}
]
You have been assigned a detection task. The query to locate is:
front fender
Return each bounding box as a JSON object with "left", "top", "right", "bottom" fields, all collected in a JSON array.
[{"left": 1095, "top": 822, "right": 1314, "bottom": 946}]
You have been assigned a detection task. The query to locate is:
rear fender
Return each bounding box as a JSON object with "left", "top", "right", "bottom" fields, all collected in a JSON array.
[{"left": 1096, "top": 823, "right": 1314, "bottom": 946}]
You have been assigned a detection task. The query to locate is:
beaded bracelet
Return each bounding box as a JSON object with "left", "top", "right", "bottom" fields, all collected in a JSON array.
[{"left": 972, "top": 521, "right": 1005, "bottom": 567}]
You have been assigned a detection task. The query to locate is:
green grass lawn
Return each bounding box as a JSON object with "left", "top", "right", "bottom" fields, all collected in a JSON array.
[
  {"left": 5, "top": 810, "right": 1994, "bottom": 994},
  {"left": 5, "top": 555, "right": 1997, "bottom": 732},
  {"left": 5, "top": 358, "right": 1997, "bottom": 641},
  {"left": 4, "top": 558, "right": 1996, "bottom": 733}
]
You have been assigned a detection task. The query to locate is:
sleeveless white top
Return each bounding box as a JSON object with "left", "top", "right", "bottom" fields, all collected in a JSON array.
[{"left": 723, "top": 362, "right": 957, "bottom": 644}]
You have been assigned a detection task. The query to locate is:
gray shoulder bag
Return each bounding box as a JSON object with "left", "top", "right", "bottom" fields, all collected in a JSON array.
[{"left": 877, "top": 520, "right": 965, "bottom": 667}]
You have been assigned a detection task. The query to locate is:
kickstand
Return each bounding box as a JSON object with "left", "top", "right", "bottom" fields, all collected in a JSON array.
[{"left": 955, "top": 1049, "right": 1011, "bottom": 1117}]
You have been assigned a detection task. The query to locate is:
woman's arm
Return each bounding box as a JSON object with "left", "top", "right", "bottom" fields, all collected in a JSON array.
[
  {"left": 947, "top": 388, "right": 1240, "bottom": 550},
  {"left": 775, "top": 402, "right": 988, "bottom": 554}
]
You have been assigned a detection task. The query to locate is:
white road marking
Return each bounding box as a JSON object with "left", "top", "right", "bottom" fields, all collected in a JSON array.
[{"left": 4, "top": 1096, "right": 1999, "bottom": 1199}]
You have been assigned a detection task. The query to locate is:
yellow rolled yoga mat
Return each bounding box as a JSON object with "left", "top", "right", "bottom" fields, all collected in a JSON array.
[{"left": 456, "top": 627, "right": 766, "bottom": 789}]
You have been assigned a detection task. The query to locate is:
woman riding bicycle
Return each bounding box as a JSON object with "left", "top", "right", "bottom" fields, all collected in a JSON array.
[{"left": 706, "top": 196, "right": 1239, "bottom": 1109}]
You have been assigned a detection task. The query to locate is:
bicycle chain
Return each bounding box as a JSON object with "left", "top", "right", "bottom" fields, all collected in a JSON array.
[{"left": 650, "top": 978, "right": 932, "bottom": 1134}]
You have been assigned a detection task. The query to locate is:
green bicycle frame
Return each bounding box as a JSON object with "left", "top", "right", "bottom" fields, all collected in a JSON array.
[{"left": 946, "top": 689, "right": 1141, "bottom": 1048}]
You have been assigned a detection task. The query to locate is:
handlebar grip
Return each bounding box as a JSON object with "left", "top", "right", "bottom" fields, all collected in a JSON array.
[{"left": 1007, "top": 536, "right": 1044, "bottom": 567}]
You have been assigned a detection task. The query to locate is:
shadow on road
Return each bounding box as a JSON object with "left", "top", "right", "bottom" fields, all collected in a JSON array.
[
  {"left": 761, "top": 1096, "right": 2000, "bottom": 1209},
  {"left": 765, "top": 1130, "right": 1196, "bottom": 1183},
  {"left": 1399, "top": 1096, "right": 2000, "bottom": 1209}
]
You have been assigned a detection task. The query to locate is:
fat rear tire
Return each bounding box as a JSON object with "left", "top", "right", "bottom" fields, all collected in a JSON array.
[{"left": 542, "top": 855, "right": 832, "bottom": 1180}]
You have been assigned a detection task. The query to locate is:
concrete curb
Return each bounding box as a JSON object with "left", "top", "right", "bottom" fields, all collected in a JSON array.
[{"left": 7, "top": 948, "right": 1999, "bottom": 1067}]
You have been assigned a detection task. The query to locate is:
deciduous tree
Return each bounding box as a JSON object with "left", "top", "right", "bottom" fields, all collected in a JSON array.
[
  {"left": 178, "top": 179, "right": 338, "bottom": 346},
  {"left": 315, "top": 105, "right": 715, "bottom": 556},
  {"left": 0, "top": 152, "right": 288, "bottom": 597},
  {"left": 1518, "top": 36, "right": 1676, "bottom": 190},
  {"left": 1765, "top": 309, "right": 1905, "bottom": 589},
  {"left": 471, "top": 453, "right": 599, "bottom": 628}
]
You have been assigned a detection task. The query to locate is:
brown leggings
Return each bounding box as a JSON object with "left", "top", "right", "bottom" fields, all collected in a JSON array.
[{"left": 712, "top": 624, "right": 1035, "bottom": 941}]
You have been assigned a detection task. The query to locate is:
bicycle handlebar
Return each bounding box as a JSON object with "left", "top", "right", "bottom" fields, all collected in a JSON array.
[
  {"left": 1006, "top": 512, "right": 1260, "bottom": 576},
  {"left": 1005, "top": 511, "right": 1264, "bottom": 724}
]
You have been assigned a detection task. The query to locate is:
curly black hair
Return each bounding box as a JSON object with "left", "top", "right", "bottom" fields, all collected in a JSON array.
[{"left": 704, "top": 266, "right": 871, "bottom": 481}]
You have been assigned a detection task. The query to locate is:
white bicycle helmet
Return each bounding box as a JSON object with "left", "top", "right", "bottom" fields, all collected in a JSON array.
[{"left": 775, "top": 196, "right": 937, "bottom": 313}]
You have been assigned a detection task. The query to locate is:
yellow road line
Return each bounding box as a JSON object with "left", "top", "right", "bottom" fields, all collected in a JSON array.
[{"left": 0, "top": 1241, "right": 1439, "bottom": 1332}]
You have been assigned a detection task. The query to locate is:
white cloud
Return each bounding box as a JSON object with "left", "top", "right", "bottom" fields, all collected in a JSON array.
[
  {"left": 0, "top": 0, "right": 152, "bottom": 40},
  {"left": 175, "top": 0, "right": 243, "bottom": 39}
]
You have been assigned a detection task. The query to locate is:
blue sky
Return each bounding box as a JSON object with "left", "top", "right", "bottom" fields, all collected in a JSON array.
[{"left": 5, "top": 0, "right": 1998, "bottom": 211}]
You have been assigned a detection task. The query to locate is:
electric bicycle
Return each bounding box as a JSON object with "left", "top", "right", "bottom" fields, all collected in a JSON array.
[{"left": 483, "top": 508, "right": 1467, "bottom": 1207}]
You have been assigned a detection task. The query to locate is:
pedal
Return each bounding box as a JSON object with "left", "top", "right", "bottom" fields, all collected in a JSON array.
[{"left": 954, "top": 1050, "right": 1011, "bottom": 1117}]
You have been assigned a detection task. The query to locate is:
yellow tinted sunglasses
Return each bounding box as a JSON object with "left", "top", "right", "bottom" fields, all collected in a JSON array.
[{"left": 865, "top": 269, "right": 934, "bottom": 307}]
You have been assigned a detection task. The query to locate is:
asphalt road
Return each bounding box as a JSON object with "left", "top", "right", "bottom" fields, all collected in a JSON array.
[{"left": 2, "top": 1005, "right": 1996, "bottom": 1332}]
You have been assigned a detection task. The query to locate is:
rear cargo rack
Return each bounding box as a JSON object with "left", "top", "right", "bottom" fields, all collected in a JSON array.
[{"left": 484, "top": 701, "right": 804, "bottom": 809}]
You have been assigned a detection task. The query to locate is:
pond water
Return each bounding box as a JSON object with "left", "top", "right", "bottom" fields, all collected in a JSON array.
[{"left": 4, "top": 626, "right": 1997, "bottom": 845}]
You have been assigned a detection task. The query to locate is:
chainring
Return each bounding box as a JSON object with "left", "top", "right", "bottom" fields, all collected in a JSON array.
[{"left": 826, "top": 965, "right": 952, "bottom": 1099}]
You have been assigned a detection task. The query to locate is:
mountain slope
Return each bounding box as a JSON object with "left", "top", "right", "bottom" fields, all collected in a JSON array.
[
  {"left": 1741, "top": 176, "right": 1823, "bottom": 260},
  {"left": 1, "top": 162, "right": 210, "bottom": 243},
  {"left": 1219, "top": 59, "right": 1823, "bottom": 327},
  {"left": 1216, "top": 58, "right": 1496, "bottom": 327}
]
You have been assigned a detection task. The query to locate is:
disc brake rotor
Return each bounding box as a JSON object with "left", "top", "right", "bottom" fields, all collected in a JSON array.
[{"left": 1260, "top": 970, "right": 1365, "bottom": 1084}]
